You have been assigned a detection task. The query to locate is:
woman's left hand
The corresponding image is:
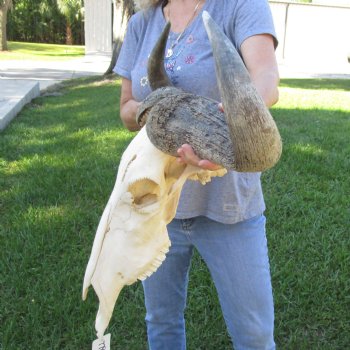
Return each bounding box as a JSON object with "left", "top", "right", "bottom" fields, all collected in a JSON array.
[{"left": 177, "top": 144, "right": 222, "bottom": 171}]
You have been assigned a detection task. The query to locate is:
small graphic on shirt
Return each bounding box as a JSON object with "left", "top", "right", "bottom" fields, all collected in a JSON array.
[
  {"left": 164, "top": 59, "right": 180, "bottom": 85},
  {"left": 140, "top": 76, "right": 149, "bottom": 87},
  {"left": 165, "top": 60, "right": 176, "bottom": 74},
  {"left": 185, "top": 55, "right": 195, "bottom": 64},
  {"left": 223, "top": 204, "right": 237, "bottom": 212},
  {"left": 186, "top": 35, "right": 195, "bottom": 44}
]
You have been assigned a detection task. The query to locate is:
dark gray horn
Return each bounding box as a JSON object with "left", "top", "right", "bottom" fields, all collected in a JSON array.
[
  {"left": 202, "top": 11, "right": 282, "bottom": 171},
  {"left": 148, "top": 22, "right": 173, "bottom": 90}
]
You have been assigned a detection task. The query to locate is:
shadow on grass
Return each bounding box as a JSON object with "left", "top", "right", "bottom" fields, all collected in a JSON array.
[{"left": 280, "top": 78, "right": 350, "bottom": 91}]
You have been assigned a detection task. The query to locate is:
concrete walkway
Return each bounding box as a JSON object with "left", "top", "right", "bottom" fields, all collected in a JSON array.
[
  {"left": 0, "top": 55, "right": 349, "bottom": 131},
  {"left": 278, "top": 58, "right": 350, "bottom": 80},
  {"left": 0, "top": 54, "right": 111, "bottom": 130},
  {"left": 0, "top": 79, "right": 40, "bottom": 130}
]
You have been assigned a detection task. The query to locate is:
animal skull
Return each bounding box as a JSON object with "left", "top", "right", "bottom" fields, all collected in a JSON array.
[{"left": 82, "top": 127, "right": 226, "bottom": 338}]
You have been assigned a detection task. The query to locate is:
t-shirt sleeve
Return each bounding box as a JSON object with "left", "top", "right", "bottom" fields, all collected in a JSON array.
[
  {"left": 228, "top": 0, "right": 278, "bottom": 50},
  {"left": 113, "top": 14, "right": 140, "bottom": 79}
]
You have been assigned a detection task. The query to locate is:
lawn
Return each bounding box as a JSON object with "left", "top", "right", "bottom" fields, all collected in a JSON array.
[
  {"left": 0, "top": 41, "right": 85, "bottom": 61},
  {"left": 0, "top": 77, "right": 349, "bottom": 349}
]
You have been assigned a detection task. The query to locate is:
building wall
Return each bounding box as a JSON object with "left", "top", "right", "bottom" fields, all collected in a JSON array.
[
  {"left": 84, "top": 0, "right": 112, "bottom": 55},
  {"left": 83, "top": 0, "right": 350, "bottom": 65},
  {"left": 269, "top": 1, "right": 350, "bottom": 65}
]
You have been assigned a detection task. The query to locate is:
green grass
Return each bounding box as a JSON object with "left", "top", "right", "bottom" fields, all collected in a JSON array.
[
  {"left": 0, "top": 41, "right": 85, "bottom": 61},
  {"left": 265, "top": 79, "right": 350, "bottom": 349},
  {"left": 1, "top": 77, "right": 349, "bottom": 349}
]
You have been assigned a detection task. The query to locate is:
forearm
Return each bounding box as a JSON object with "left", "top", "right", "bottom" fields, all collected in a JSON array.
[
  {"left": 240, "top": 34, "right": 280, "bottom": 108},
  {"left": 250, "top": 69, "right": 280, "bottom": 108},
  {"left": 120, "top": 99, "right": 141, "bottom": 132},
  {"left": 119, "top": 78, "right": 142, "bottom": 131}
]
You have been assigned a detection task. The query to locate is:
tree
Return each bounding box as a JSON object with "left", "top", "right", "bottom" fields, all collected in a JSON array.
[
  {"left": 105, "top": 0, "right": 134, "bottom": 75},
  {"left": 0, "top": 0, "right": 12, "bottom": 50},
  {"left": 57, "top": 0, "right": 83, "bottom": 45},
  {"left": 39, "top": 0, "right": 66, "bottom": 43},
  {"left": 7, "top": 0, "right": 82, "bottom": 45}
]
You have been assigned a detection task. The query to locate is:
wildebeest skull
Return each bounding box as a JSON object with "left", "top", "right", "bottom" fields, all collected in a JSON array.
[
  {"left": 82, "top": 126, "right": 226, "bottom": 338},
  {"left": 82, "top": 12, "right": 282, "bottom": 339}
]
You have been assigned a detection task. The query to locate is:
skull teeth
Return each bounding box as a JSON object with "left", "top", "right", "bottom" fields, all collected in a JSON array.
[
  {"left": 138, "top": 274, "right": 148, "bottom": 281},
  {"left": 136, "top": 245, "right": 170, "bottom": 282}
]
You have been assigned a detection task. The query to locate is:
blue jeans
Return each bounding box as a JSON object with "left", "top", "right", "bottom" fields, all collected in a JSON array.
[{"left": 142, "top": 215, "right": 275, "bottom": 350}]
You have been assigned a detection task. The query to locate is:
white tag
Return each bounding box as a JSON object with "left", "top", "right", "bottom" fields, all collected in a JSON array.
[{"left": 92, "top": 333, "right": 111, "bottom": 350}]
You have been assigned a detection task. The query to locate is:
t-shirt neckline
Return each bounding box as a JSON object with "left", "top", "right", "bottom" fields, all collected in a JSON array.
[{"left": 159, "top": 0, "right": 210, "bottom": 36}]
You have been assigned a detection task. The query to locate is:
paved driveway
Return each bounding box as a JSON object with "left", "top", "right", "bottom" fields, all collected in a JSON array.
[
  {"left": 0, "top": 55, "right": 111, "bottom": 130},
  {"left": 0, "top": 55, "right": 111, "bottom": 90}
]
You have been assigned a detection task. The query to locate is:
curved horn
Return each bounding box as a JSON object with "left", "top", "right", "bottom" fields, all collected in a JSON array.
[
  {"left": 202, "top": 11, "right": 282, "bottom": 171},
  {"left": 148, "top": 22, "right": 173, "bottom": 90}
]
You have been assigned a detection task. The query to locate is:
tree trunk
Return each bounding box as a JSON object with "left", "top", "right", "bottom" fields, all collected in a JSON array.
[
  {"left": 104, "top": 0, "right": 134, "bottom": 75},
  {"left": 66, "top": 22, "right": 73, "bottom": 45},
  {"left": 0, "top": 1, "right": 10, "bottom": 51}
]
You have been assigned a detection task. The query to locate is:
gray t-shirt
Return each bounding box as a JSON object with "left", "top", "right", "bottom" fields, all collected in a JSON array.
[{"left": 115, "top": 0, "right": 277, "bottom": 224}]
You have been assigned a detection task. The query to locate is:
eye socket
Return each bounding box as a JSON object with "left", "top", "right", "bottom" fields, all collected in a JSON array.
[
  {"left": 134, "top": 193, "right": 158, "bottom": 207},
  {"left": 128, "top": 179, "right": 160, "bottom": 210}
]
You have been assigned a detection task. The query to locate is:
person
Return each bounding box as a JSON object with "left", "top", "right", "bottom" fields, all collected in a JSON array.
[{"left": 114, "top": 0, "right": 279, "bottom": 349}]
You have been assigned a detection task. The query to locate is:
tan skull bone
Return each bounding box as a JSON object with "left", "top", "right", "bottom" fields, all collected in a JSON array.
[{"left": 82, "top": 127, "right": 226, "bottom": 338}]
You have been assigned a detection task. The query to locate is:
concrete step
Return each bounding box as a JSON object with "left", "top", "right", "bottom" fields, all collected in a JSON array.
[{"left": 0, "top": 79, "right": 40, "bottom": 131}]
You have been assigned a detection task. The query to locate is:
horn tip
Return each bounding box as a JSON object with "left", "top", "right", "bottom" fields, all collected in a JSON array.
[{"left": 202, "top": 11, "right": 215, "bottom": 35}]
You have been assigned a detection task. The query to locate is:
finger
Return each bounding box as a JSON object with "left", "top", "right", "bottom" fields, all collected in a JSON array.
[
  {"left": 198, "top": 159, "right": 223, "bottom": 171},
  {"left": 177, "top": 144, "right": 222, "bottom": 170},
  {"left": 176, "top": 149, "right": 186, "bottom": 164},
  {"left": 218, "top": 103, "right": 224, "bottom": 113},
  {"left": 178, "top": 144, "right": 202, "bottom": 166}
]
